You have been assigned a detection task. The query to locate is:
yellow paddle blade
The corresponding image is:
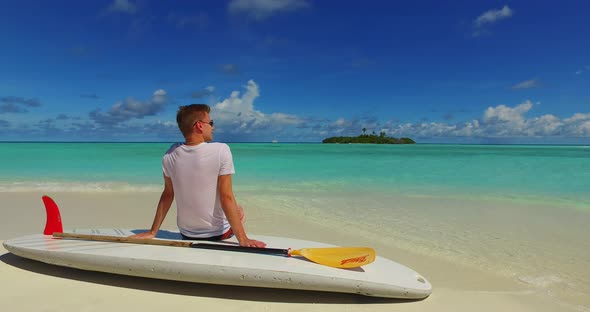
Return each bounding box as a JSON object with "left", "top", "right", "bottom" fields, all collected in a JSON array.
[{"left": 290, "top": 247, "right": 376, "bottom": 269}]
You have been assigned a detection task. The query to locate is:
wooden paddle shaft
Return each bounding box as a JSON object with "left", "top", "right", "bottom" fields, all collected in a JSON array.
[{"left": 54, "top": 232, "right": 193, "bottom": 247}]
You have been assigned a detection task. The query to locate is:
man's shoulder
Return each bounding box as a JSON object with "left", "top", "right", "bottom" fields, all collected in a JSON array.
[
  {"left": 207, "top": 142, "right": 230, "bottom": 151},
  {"left": 164, "top": 142, "right": 183, "bottom": 155}
]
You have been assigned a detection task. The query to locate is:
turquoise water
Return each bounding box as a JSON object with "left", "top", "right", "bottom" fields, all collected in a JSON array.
[
  {"left": 1, "top": 142, "right": 589, "bottom": 306},
  {"left": 1, "top": 143, "right": 589, "bottom": 208}
]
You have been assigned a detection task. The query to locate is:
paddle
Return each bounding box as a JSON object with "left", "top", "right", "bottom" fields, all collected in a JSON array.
[
  {"left": 43, "top": 196, "right": 376, "bottom": 269},
  {"left": 53, "top": 232, "right": 376, "bottom": 268}
]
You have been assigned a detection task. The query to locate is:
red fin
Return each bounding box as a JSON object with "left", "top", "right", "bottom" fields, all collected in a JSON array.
[{"left": 42, "top": 195, "right": 63, "bottom": 235}]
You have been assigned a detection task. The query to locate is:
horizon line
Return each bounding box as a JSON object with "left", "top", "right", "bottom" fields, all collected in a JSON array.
[{"left": 1, "top": 141, "right": 589, "bottom": 146}]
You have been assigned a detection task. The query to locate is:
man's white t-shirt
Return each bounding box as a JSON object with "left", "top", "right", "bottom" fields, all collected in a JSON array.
[{"left": 162, "top": 142, "right": 235, "bottom": 238}]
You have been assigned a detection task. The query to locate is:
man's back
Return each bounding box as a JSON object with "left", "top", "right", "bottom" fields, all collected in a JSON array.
[{"left": 162, "top": 142, "right": 235, "bottom": 237}]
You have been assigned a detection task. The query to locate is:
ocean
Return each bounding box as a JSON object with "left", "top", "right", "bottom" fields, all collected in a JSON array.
[
  {"left": 1, "top": 142, "right": 589, "bottom": 306},
  {"left": 1, "top": 143, "right": 588, "bottom": 206}
]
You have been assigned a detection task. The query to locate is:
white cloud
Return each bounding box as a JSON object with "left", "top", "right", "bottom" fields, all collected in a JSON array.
[
  {"left": 192, "top": 86, "right": 215, "bottom": 99},
  {"left": 483, "top": 101, "right": 532, "bottom": 124},
  {"left": 228, "top": 0, "right": 309, "bottom": 20},
  {"left": 7, "top": 83, "right": 590, "bottom": 142},
  {"left": 575, "top": 65, "right": 590, "bottom": 75},
  {"left": 524, "top": 114, "right": 562, "bottom": 136},
  {"left": 564, "top": 113, "right": 590, "bottom": 123},
  {"left": 511, "top": 79, "right": 540, "bottom": 89},
  {"left": 473, "top": 5, "right": 514, "bottom": 37},
  {"left": 213, "top": 80, "right": 301, "bottom": 134},
  {"left": 0, "top": 96, "right": 41, "bottom": 114},
  {"left": 1, "top": 96, "right": 41, "bottom": 107},
  {"left": 90, "top": 89, "right": 168, "bottom": 126},
  {"left": 108, "top": 0, "right": 137, "bottom": 14},
  {"left": 563, "top": 113, "right": 590, "bottom": 136},
  {"left": 475, "top": 5, "right": 514, "bottom": 27},
  {"left": 152, "top": 89, "right": 167, "bottom": 104},
  {"left": 315, "top": 100, "right": 590, "bottom": 140},
  {"left": 220, "top": 63, "right": 239, "bottom": 75}
]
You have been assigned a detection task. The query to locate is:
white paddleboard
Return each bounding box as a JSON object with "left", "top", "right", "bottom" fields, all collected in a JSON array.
[{"left": 3, "top": 228, "right": 432, "bottom": 299}]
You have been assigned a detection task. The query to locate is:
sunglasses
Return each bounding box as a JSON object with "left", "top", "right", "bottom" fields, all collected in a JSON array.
[{"left": 193, "top": 120, "right": 214, "bottom": 127}]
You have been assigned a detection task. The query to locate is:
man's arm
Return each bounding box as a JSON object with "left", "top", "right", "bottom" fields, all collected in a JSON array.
[
  {"left": 130, "top": 175, "right": 174, "bottom": 239},
  {"left": 218, "top": 174, "right": 266, "bottom": 247}
]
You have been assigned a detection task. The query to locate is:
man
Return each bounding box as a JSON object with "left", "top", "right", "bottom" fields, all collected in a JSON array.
[{"left": 131, "top": 104, "right": 266, "bottom": 248}]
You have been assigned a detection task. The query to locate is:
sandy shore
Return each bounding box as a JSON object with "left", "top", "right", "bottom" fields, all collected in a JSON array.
[{"left": 0, "top": 192, "right": 583, "bottom": 311}]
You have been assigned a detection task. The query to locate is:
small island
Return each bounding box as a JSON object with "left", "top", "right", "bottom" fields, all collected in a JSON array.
[{"left": 323, "top": 129, "right": 415, "bottom": 144}]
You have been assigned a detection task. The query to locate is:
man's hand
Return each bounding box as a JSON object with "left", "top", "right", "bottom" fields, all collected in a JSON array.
[
  {"left": 129, "top": 231, "right": 156, "bottom": 239},
  {"left": 239, "top": 238, "right": 266, "bottom": 248}
]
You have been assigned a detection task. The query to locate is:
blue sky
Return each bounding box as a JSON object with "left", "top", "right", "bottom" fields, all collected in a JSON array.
[{"left": 1, "top": 0, "right": 589, "bottom": 143}]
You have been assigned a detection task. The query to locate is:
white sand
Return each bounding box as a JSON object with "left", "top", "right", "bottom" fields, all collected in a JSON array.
[{"left": 0, "top": 192, "right": 585, "bottom": 311}]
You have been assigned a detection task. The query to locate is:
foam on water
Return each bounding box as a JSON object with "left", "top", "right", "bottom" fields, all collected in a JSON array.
[{"left": 0, "top": 181, "right": 161, "bottom": 192}]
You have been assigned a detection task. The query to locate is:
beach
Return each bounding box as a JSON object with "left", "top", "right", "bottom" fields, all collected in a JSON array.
[
  {"left": 1, "top": 143, "right": 589, "bottom": 311},
  {"left": 1, "top": 191, "right": 588, "bottom": 312}
]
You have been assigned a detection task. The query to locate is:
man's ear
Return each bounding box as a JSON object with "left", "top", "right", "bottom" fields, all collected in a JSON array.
[{"left": 194, "top": 121, "right": 203, "bottom": 133}]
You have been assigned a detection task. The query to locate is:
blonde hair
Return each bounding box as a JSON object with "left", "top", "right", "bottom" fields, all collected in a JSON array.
[{"left": 176, "top": 104, "right": 211, "bottom": 137}]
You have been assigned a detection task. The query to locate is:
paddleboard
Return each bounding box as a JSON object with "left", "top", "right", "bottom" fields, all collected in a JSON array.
[
  {"left": 2, "top": 196, "right": 432, "bottom": 299},
  {"left": 4, "top": 229, "right": 431, "bottom": 299}
]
